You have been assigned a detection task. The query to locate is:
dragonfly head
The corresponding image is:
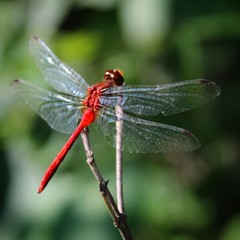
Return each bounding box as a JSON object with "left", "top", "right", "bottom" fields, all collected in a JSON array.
[{"left": 104, "top": 69, "right": 124, "bottom": 86}]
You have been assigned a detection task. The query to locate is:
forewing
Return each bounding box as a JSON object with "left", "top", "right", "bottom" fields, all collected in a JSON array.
[
  {"left": 101, "top": 80, "right": 220, "bottom": 116},
  {"left": 11, "top": 79, "right": 82, "bottom": 134},
  {"left": 29, "top": 36, "right": 89, "bottom": 97},
  {"left": 96, "top": 108, "right": 200, "bottom": 153}
]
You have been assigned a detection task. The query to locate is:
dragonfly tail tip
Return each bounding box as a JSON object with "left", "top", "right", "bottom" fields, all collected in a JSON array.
[{"left": 37, "top": 186, "right": 44, "bottom": 194}]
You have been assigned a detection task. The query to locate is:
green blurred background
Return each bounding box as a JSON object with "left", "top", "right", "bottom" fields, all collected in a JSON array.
[{"left": 1, "top": 0, "right": 239, "bottom": 239}]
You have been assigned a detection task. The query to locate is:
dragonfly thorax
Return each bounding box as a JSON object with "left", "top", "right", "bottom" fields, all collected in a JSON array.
[
  {"left": 82, "top": 81, "right": 112, "bottom": 111},
  {"left": 83, "top": 69, "right": 124, "bottom": 111}
]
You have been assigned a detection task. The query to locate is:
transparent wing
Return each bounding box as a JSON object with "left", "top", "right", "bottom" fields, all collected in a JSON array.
[
  {"left": 29, "top": 36, "right": 89, "bottom": 97},
  {"left": 11, "top": 79, "right": 83, "bottom": 134},
  {"left": 101, "top": 80, "right": 220, "bottom": 116},
  {"left": 96, "top": 108, "right": 200, "bottom": 153}
]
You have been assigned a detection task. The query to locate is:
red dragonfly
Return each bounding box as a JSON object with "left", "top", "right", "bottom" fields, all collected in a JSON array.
[{"left": 11, "top": 36, "right": 220, "bottom": 193}]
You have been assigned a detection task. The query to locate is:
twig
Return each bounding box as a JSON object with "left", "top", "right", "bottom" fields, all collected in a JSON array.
[
  {"left": 115, "top": 103, "right": 124, "bottom": 214},
  {"left": 80, "top": 128, "right": 132, "bottom": 240}
]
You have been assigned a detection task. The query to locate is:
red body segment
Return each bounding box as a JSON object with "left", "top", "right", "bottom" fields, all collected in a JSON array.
[
  {"left": 38, "top": 108, "right": 96, "bottom": 193},
  {"left": 37, "top": 70, "right": 125, "bottom": 193}
]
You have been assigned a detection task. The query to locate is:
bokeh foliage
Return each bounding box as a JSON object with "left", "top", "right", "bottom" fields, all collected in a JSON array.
[{"left": 1, "top": 0, "right": 240, "bottom": 239}]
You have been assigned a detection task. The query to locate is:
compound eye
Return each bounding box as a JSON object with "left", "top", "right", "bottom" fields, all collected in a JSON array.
[
  {"left": 104, "top": 69, "right": 124, "bottom": 86},
  {"left": 104, "top": 70, "right": 114, "bottom": 80},
  {"left": 112, "top": 69, "right": 124, "bottom": 86}
]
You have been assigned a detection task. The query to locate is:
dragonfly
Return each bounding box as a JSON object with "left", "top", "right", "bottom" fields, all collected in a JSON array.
[{"left": 11, "top": 36, "right": 220, "bottom": 193}]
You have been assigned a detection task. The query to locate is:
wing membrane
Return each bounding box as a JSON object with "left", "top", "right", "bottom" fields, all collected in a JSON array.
[
  {"left": 96, "top": 108, "right": 200, "bottom": 153},
  {"left": 11, "top": 79, "right": 82, "bottom": 134},
  {"left": 101, "top": 80, "right": 220, "bottom": 116},
  {"left": 29, "top": 36, "right": 89, "bottom": 97}
]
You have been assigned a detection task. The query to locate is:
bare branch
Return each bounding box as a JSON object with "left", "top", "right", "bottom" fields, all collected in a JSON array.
[
  {"left": 115, "top": 103, "right": 124, "bottom": 214},
  {"left": 81, "top": 128, "right": 132, "bottom": 240}
]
